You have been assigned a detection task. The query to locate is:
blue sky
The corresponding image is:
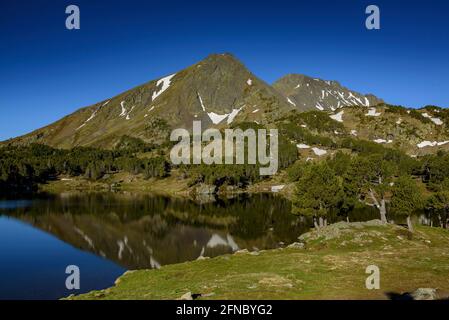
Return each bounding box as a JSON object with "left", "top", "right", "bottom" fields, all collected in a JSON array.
[{"left": 1, "top": 0, "right": 448, "bottom": 141}]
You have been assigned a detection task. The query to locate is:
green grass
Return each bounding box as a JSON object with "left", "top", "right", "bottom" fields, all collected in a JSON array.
[{"left": 68, "top": 221, "right": 449, "bottom": 300}]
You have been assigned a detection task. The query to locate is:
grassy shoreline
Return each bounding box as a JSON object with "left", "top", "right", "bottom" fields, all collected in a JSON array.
[{"left": 67, "top": 221, "right": 449, "bottom": 300}]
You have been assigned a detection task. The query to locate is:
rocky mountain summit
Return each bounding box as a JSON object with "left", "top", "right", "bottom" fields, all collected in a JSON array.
[{"left": 273, "top": 73, "right": 383, "bottom": 111}]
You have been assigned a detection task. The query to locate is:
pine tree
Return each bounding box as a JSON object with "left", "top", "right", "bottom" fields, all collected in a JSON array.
[
  {"left": 426, "top": 191, "right": 449, "bottom": 228},
  {"left": 292, "top": 162, "right": 344, "bottom": 228},
  {"left": 390, "top": 176, "right": 424, "bottom": 231}
]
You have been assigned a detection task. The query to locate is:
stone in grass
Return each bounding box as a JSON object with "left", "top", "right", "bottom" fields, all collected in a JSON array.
[
  {"left": 299, "top": 220, "right": 386, "bottom": 242},
  {"left": 411, "top": 288, "right": 438, "bottom": 300},
  {"left": 178, "top": 292, "right": 203, "bottom": 300},
  {"left": 235, "top": 249, "right": 249, "bottom": 255},
  {"left": 287, "top": 242, "right": 305, "bottom": 249},
  {"left": 179, "top": 292, "right": 193, "bottom": 300}
]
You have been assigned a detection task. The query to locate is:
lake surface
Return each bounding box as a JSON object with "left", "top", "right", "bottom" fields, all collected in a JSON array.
[{"left": 0, "top": 192, "right": 382, "bottom": 300}]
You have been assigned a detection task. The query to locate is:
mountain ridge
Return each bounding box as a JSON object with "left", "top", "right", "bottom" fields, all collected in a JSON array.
[
  {"left": 273, "top": 73, "right": 383, "bottom": 111},
  {"left": 1, "top": 53, "right": 390, "bottom": 149}
]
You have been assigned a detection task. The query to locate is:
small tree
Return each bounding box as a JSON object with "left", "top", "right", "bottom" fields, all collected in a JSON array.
[
  {"left": 426, "top": 191, "right": 449, "bottom": 229},
  {"left": 292, "top": 162, "right": 344, "bottom": 228},
  {"left": 390, "top": 176, "right": 424, "bottom": 231}
]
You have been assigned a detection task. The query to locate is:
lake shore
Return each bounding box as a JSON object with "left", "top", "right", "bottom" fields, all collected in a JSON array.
[
  {"left": 67, "top": 220, "right": 449, "bottom": 300},
  {"left": 38, "top": 172, "right": 295, "bottom": 200}
]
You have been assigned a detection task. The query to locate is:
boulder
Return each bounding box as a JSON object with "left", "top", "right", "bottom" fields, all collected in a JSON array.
[
  {"left": 195, "top": 184, "right": 217, "bottom": 194},
  {"left": 287, "top": 242, "right": 305, "bottom": 249},
  {"left": 235, "top": 249, "right": 249, "bottom": 255},
  {"left": 179, "top": 292, "right": 193, "bottom": 300},
  {"left": 411, "top": 288, "right": 438, "bottom": 300}
]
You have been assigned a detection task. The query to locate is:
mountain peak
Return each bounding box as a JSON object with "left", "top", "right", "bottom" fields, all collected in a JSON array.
[
  {"left": 6, "top": 53, "right": 293, "bottom": 148},
  {"left": 198, "top": 53, "right": 245, "bottom": 69}
]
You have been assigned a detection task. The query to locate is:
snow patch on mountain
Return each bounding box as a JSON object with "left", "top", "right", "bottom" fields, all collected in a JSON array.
[
  {"left": 197, "top": 92, "right": 243, "bottom": 125},
  {"left": 76, "top": 106, "right": 101, "bottom": 130},
  {"left": 119, "top": 101, "right": 127, "bottom": 117},
  {"left": 287, "top": 97, "right": 296, "bottom": 107},
  {"left": 312, "top": 147, "right": 327, "bottom": 156},
  {"left": 125, "top": 106, "right": 135, "bottom": 120},
  {"left": 85, "top": 110, "right": 98, "bottom": 123},
  {"left": 417, "top": 141, "right": 449, "bottom": 148},
  {"left": 329, "top": 110, "right": 344, "bottom": 122},
  {"left": 152, "top": 74, "right": 176, "bottom": 101},
  {"left": 207, "top": 107, "right": 243, "bottom": 125},
  {"left": 373, "top": 139, "right": 393, "bottom": 144},
  {"left": 227, "top": 107, "right": 243, "bottom": 124},
  {"left": 422, "top": 113, "right": 443, "bottom": 125},
  {"left": 206, "top": 112, "right": 227, "bottom": 125},
  {"left": 365, "top": 107, "right": 381, "bottom": 117},
  {"left": 197, "top": 93, "right": 206, "bottom": 111},
  {"left": 364, "top": 97, "right": 369, "bottom": 106},
  {"left": 290, "top": 81, "right": 374, "bottom": 111}
]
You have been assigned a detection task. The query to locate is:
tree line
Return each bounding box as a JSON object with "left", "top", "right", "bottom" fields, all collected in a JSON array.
[
  {"left": 0, "top": 142, "right": 169, "bottom": 193},
  {"left": 290, "top": 148, "right": 449, "bottom": 231}
]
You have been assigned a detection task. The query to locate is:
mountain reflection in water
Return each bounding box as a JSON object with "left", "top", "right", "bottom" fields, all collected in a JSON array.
[
  {"left": 2, "top": 193, "right": 315, "bottom": 270},
  {"left": 0, "top": 192, "right": 390, "bottom": 299}
]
